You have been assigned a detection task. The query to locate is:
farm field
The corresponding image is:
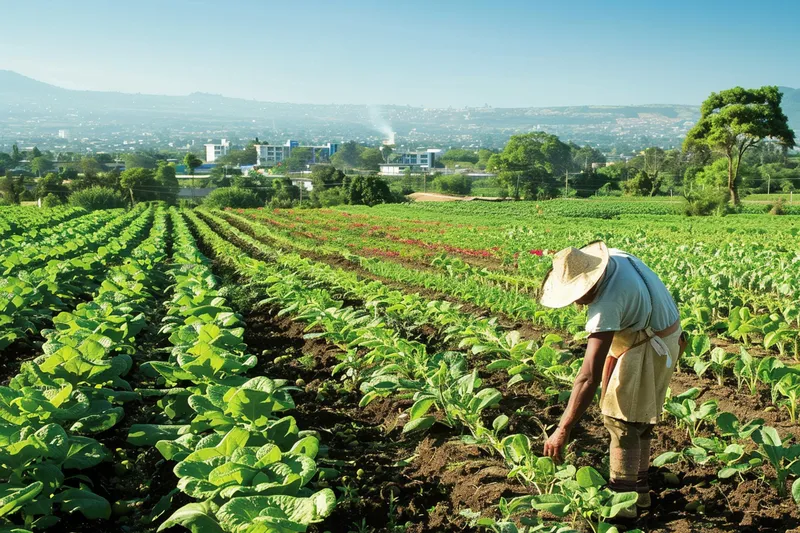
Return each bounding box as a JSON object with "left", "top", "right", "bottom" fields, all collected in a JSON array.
[{"left": 1, "top": 202, "right": 799, "bottom": 533}]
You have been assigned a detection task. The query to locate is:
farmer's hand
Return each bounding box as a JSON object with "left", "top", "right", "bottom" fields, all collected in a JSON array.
[{"left": 543, "top": 426, "right": 571, "bottom": 463}]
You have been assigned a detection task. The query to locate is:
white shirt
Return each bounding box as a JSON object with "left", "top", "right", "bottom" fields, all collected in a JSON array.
[{"left": 585, "top": 249, "right": 679, "bottom": 334}]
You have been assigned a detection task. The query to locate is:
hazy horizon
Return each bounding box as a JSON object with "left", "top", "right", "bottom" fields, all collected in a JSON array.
[{"left": 2, "top": 0, "right": 799, "bottom": 109}]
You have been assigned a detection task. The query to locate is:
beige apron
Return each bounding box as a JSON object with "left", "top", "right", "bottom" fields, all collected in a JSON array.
[{"left": 600, "top": 326, "right": 682, "bottom": 424}]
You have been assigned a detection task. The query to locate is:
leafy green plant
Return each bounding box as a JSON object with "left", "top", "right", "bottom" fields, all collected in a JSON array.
[
  {"left": 523, "top": 467, "right": 638, "bottom": 533},
  {"left": 663, "top": 388, "right": 718, "bottom": 438}
]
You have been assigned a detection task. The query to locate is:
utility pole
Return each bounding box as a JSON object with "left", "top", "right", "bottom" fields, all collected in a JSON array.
[{"left": 766, "top": 172, "right": 771, "bottom": 196}]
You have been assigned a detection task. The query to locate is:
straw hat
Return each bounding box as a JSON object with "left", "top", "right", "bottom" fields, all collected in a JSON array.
[{"left": 539, "top": 241, "right": 609, "bottom": 308}]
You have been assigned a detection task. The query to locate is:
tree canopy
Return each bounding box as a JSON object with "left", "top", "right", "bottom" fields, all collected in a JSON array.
[
  {"left": 684, "top": 86, "right": 796, "bottom": 205},
  {"left": 486, "top": 132, "right": 572, "bottom": 199}
]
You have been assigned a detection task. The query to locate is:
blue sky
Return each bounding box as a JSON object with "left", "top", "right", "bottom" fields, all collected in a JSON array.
[{"left": 1, "top": 0, "right": 798, "bottom": 108}]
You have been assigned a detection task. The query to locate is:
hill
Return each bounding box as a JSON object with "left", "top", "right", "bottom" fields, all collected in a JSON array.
[{"left": 0, "top": 70, "right": 797, "bottom": 149}]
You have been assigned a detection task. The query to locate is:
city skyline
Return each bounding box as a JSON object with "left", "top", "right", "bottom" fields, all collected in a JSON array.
[{"left": 2, "top": 0, "right": 799, "bottom": 108}]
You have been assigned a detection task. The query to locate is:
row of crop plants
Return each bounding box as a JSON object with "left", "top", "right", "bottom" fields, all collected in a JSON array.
[
  {"left": 243, "top": 208, "right": 800, "bottom": 360},
  {"left": 210, "top": 209, "right": 800, "bottom": 432},
  {"left": 0, "top": 205, "right": 154, "bottom": 351},
  {"left": 0, "top": 208, "right": 117, "bottom": 258},
  {"left": 219, "top": 210, "right": 579, "bottom": 332},
  {"left": 201, "top": 208, "right": 800, "bottom": 531},
  {"left": 0, "top": 206, "right": 86, "bottom": 241},
  {"left": 0, "top": 207, "right": 169, "bottom": 531},
  {"left": 124, "top": 207, "right": 335, "bottom": 532},
  {"left": 185, "top": 209, "right": 649, "bottom": 533}
]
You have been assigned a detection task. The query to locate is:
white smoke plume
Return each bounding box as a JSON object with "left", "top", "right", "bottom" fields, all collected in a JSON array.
[{"left": 368, "top": 105, "right": 395, "bottom": 144}]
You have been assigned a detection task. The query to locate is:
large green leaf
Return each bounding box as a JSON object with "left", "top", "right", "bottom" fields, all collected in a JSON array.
[
  {"left": 528, "top": 494, "right": 571, "bottom": 517},
  {"left": 53, "top": 486, "right": 110, "bottom": 519},
  {"left": 127, "top": 424, "right": 190, "bottom": 447},
  {"left": 576, "top": 466, "right": 606, "bottom": 488},
  {"left": 602, "top": 491, "right": 638, "bottom": 518},
  {"left": 216, "top": 489, "right": 335, "bottom": 529},
  {"left": 402, "top": 416, "right": 436, "bottom": 434},
  {"left": 158, "top": 502, "right": 224, "bottom": 533},
  {"left": 0, "top": 482, "right": 43, "bottom": 518}
]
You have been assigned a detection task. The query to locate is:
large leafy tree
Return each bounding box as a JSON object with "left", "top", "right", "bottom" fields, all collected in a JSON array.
[
  {"left": 283, "top": 147, "right": 313, "bottom": 172},
  {"left": 154, "top": 162, "right": 180, "bottom": 204},
  {"left": 330, "top": 141, "right": 363, "bottom": 169},
  {"left": 183, "top": 153, "right": 203, "bottom": 176},
  {"left": 120, "top": 168, "right": 155, "bottom": 204},
  {"left": 35, "top": 173, "right": 69, "bottom": 200},
  {"left": 30, "top": 156, "right": 53, "bottom": 177},
  {"left": 684, "top": 86, "right": 795, "bottom": 205},
  {"left": 486, "top": 132, "right": 571, "bottom": 199},
  {"left": 122, "top": 152, "right": 159, "bottom": 170},
  {"left": 346, "top": 175, "right": 393, "bottom": 206},
  {"left": 359, "top": 148, "right": 384, "bottom": 171}
]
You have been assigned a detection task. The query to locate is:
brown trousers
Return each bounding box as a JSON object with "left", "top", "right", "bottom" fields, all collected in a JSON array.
[{"left": 603, "top": 415, "right": 653, "bottom": 500}]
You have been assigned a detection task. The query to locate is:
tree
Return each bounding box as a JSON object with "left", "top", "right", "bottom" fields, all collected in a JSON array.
[
  {"left": 628, "top": 147, "right": 667, "bottom": 196},
  {"left": 487, "top": 132, "right": 572, "bottom": 199},
  {"left": 121, "top": 152, "right": 159, "bottom": 170},
  {"left": 0, "top": 174, "right": 23, "bottom": 204},
  {"left": 309, "top": 165, "right": 346, "bottom": 206},
  {"left": 621, "top": 169, "right": 653, "bottom": 196},
  {"left": 183, "top": 153, "right": 203, "bottom": 176},
  {"left": 216, "top": 144, "right": 258, "bottom": 166},
  {"left": 209, "top": 165, "right": 241, "bottom": 187},
  {"left": 684, "top": 86, "right": 796, "bottom": 205},
  {"left": 433, "top": 174, "right": 471, "bottom": 195},
  {"left": 330, "top": 141, "right": 363, "bottom": 169},
  {"left": 80, "top": 157, "right": 103, "bottom": 182},
  {"left": 310, "top": 165, "right": 345, "bottom": 190},
  {"left": 30, "top": 147, "right": 42, "bottom": 159},
  {"left": 35, "top": 173, "right": 68, "bottom": 200},
  {"left": 154, "top": 162, "right": 180, "bottom": 204},
  {"left": 439, "top": 149, "right": 479, "bottom": 167},
  {"left": 120, "top": 168, "right": 155, "bottom": 204},
  {"left": 11, "top": 144, "right": 21, "bottom": 164},
  {"left": 359, "top": 148, "right": 384, "bottom": 171},
  {"left": 283, "top": 147, "right": 312, "bottom": 172},
  {"left": 0, "top": 152, "right": 12, "bottom": 171},
  {"left": 30, "top": 157, "right": 53, "bottom": 177},
  {"left": 571, "top": 145, "right": 606, "bottom": 172},
  {"left": 346, "top": 175, "right": 394, "bottom": 206},
  {"left": 477, "top": 149, "right": 495, "bottom": 170}
]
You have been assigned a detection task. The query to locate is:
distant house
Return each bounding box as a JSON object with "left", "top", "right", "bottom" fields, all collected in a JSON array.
[
  {"left": 254, "top": 140, "right": 339, "bottom": 166},
  {"left": 379, "top": 164, "right": 419, "bottom": 175},
  {"left": 204, "top": 139, "right": 231, "bottom": 163}
]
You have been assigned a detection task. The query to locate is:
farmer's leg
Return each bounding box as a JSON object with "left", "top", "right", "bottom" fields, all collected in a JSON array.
[
  {"left": 603, "top": 416, "right": 640, "bottom": 493},
  {"left": 636, "top": 424, "right": 655, "bottom": 508}
]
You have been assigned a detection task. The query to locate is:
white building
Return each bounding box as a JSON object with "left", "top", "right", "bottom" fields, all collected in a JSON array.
[
  {"left": 395, "top": 149, "right": 441, "bottom": 169},
  {"left": 58, "top": 129, "right": 69, "bottom": 139},
  {"left": 204, "top": 139, "right": 231, "bottom": 162},
  {"left": 254, "top": 140, "right": 339, "bottom": 167},
  {"left": 379, "top": 164, "right": 423, "bottom": 175},
  {"left": 254, "top": 144, "right": 291, "bottom": 165}
]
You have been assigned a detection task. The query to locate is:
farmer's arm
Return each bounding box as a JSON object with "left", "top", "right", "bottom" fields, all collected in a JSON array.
[{"left": 543, "top": 330, "right": 615, "bottom": 462}]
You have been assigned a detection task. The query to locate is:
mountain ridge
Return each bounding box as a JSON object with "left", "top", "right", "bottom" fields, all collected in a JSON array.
[{"left": 0, "top": 70, "right": 797, "bottom": 147}]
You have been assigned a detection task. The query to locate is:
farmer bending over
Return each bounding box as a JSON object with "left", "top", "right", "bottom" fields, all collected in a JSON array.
[{"left": 539, "top": 241, "right": 684, "bottom": 516}]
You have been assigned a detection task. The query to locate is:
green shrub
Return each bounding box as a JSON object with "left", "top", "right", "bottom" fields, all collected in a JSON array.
[
  {"left": 432, "top": 174, "right": 472, "bottom": 195},
  {"left": 682, "top": 188, "right": 730, "bottom": 216},
  {"left": 203, "top": 187, "right": 262, "bottom": 209},
  {"left": 68, "top": 186, "right": 127, "bottom": 211},
  {"left": 41, "top": 193, "right": 62, "bottom": 208}
]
